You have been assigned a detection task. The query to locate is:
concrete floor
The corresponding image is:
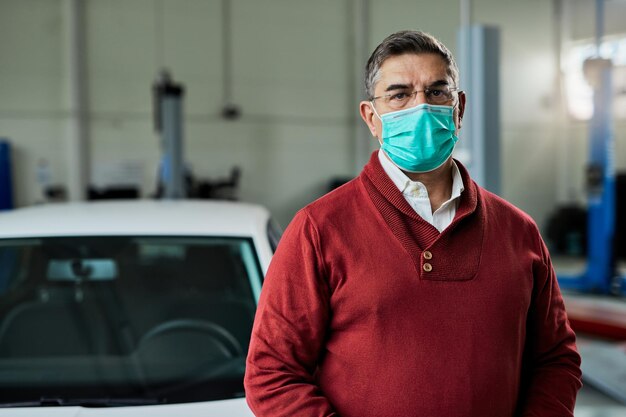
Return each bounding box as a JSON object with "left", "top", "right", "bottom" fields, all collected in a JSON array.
[
  {"left": 573, "top": 335, "right": 626, "bottom": 416},
  {"left": 557, "top": 282, "right": 626, "bottom": 416},
  {"left": 575, "top": 385, "right": 626, "bottom": 416},
  {"left": 548, "top": 258, "right": 626, "bottom": 416}
]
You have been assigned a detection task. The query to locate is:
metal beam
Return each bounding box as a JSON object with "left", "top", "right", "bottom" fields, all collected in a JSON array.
[
  {"left": 66, "top": 0, "right": 89, "bottom": 201},
  {"left": 350, "top": 0, "right": 373, "bottom": 175},
  {"left": 457, "top": 25, "right": 501, "bottom": 195}
]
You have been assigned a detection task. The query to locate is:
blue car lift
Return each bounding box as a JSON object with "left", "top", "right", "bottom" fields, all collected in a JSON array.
[
  {"left": 557, "top": 57, "right": 625, "bottom": 295},
  {"left": 557, "top": 0, "right": 626, "bottom": 296},
  {"left": 153, "top": 70, "right": 186, "bottom": 200}
]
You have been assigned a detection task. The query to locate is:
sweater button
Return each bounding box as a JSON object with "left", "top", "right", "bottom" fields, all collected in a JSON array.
[
  {"left": 423, "top": 250, "right": 432, "bottom": 260},
  {"left": 423, "top": 263, "right": 432, "bottom": 272}
]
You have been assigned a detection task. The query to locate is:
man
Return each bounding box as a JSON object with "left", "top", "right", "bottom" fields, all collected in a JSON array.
[{"left": 244, "top": 30, "right": 581, "bottom": 417}]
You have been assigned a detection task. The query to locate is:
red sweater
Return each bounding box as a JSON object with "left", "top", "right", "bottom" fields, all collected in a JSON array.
[{"left": 245, "top": 152, "right": 582, "bottom": 417}]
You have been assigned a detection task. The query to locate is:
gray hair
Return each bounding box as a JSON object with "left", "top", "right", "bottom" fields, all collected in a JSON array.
[{"left": 365, "top": 30, "right": 460, "bottom": 100}]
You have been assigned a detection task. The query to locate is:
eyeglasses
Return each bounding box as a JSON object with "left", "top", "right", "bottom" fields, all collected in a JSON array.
[{"left": 371, "top": 86, "right": 460, "bottom": 110}]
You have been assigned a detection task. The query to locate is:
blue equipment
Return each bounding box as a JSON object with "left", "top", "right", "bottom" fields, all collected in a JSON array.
[
  {"left": 558, "top": 58, "right": 625, "bottom": 295},
  {"left": 0, "top": 140, "right": 14, "bottom": 211},
  {"left": 557, "top": 0, "right": 626, "bottom": 295},
  {"left": 153, "top": 70, "right": 186, "bottom": 199}
]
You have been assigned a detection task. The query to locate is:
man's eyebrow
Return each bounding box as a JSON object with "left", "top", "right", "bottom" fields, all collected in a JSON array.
[
  {"left": 429, "top": 80, "right": 450, "bottom": 87},
  {"left": 384, "top": 80, "right": 451, "bottom": 93},
  {"left": 384, "top": 83, "right": 410, "bottom": 92}
]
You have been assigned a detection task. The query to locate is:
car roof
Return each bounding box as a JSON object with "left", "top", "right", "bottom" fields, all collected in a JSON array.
[{"left": 0, "top": 200, "right": 271, "bottom": 239}]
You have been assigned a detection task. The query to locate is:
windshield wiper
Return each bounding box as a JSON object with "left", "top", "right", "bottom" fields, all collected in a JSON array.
[{"left": 0, "top": 397, "right": 165, "bottom": 408}]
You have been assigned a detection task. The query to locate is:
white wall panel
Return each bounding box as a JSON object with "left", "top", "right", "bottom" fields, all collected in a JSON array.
[
  {"left": 86, "top": 0, "right": 158, "bottom": 114},
  {"left": 369, "top": 0, "right": 460, "bottom": 58},
  {"left": 231, "top": 0, "right": 349, "bottom": 120},
  {"left": 160, "top": 0, "right": 222, "bottom": 115},
  {"left": 0, "top": 0, "right": 64, "bottom": 112}
]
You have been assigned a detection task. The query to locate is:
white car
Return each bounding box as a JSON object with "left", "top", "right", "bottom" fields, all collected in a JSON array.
[{"left": 0, "top": 200, "right": 280, "bottom": 416}]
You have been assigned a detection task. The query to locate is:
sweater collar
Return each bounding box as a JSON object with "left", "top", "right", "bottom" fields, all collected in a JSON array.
[
  {"left": 363, "top": 151, "right": 478, "bottom": 227},
  {"left": 377, "top": 149, "right": 464, "bottom": 199}
]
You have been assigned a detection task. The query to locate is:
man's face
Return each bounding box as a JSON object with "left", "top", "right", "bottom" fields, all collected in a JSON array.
[{"left": 360, "top": 53, "right": 466, "bottom": 141}]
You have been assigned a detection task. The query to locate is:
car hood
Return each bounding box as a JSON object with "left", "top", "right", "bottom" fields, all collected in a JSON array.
[{"left": 0, "top": 397, "right": 254, "bottom": 416}]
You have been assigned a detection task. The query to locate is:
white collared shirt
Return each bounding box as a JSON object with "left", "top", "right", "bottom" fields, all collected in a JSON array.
[{"left": 378, "top": 149, "right": 465, "bottom": 232}]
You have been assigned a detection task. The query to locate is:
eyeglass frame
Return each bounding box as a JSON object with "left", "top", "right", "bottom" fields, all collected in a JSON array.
[{"left": 370, "top": 85, "right": 462, "bottom": 109}]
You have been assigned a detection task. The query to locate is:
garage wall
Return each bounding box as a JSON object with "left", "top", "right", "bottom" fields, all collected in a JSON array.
[
  {"left": 1, "top": 0, "right": 622, "bottom": 229},
  {"left": 86, "top": 0, "right": 355, "bottom": 224},
  {"left": 0, "top": 0, "right": 66, "bottom": 207},
  {"left": 471, "top": 0, "right": 560, "bottom": 227}
]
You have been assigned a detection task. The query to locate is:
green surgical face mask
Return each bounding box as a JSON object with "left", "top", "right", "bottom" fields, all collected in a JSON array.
[{"left": 372, "top": 103, "right": 459, "bottom": 173}]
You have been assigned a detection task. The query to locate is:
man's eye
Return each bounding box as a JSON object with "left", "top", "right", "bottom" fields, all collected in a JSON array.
[
  {"left": 428, "top": 89, "right": 443, "bottom": 97},
  {"left": 390, "top": 92, "right": 409, "bottom": 101}
]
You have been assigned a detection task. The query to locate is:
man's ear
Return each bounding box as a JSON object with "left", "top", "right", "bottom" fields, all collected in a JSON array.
[
  {"left": 457, "top": 91, "right": 466, "bottom": 130},
  {"left": 359, "top": 101, "right": 378, "bottom": 137}
]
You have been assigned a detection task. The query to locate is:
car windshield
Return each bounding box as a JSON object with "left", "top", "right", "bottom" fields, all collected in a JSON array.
[{"left": 0, "top": 236, "right": 262, "bottom": 406}]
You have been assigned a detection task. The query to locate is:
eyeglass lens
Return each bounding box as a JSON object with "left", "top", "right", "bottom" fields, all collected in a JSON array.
[{"left": 384, "top": 87, "right": 455, "bottom": 109}]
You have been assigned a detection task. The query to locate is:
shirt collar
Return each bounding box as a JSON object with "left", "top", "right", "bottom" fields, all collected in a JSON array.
[
  {"left": 450, "top": 160, "right": 465, "bottom": 199},
  {"left": 377, "top": 148, "right": 465, "bottom": 199}
]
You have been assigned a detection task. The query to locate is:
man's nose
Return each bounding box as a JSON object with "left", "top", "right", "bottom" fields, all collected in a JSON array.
[{"left": 410, "top": 90, "right": 429, "bottom": 106}]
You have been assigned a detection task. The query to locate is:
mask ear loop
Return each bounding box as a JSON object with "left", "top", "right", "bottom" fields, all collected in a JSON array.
[
  {"left": 370, "top": 101, "right": 382, "bottom": 120},
  {"left": 369, "top": 101, "right": 384, "bottom": 146},
  {"left": 445, "top": 93, "right": 462, "bottom": 136},
  {"left": 452, "top": 100, "right": 462, "bottom": 136}
]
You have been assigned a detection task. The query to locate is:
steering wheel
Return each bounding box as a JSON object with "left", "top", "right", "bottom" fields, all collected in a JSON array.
[{"left": 137, "top": 318, "right": 243, "bottom": 358}]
